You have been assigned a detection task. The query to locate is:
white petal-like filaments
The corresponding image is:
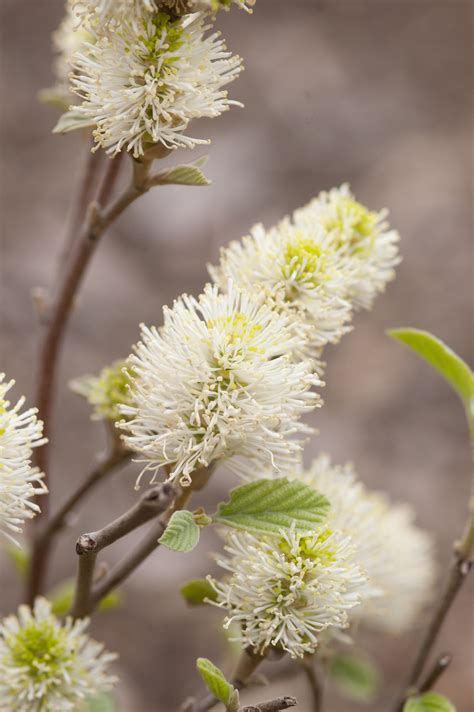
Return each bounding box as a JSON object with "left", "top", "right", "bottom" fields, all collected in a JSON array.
[
  {"left": 0, "top": 374, "right": 47, "bottom": 544},
  {"left": 71, "top": 11, "right": 243, "bottom": 156},
  {"left": 119, "top": 284, "right": 321, "bottom": 485}
]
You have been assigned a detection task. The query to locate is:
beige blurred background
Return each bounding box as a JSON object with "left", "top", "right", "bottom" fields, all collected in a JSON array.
[{"left": 1, "top": 0, "right": 473, "bottom": 710}]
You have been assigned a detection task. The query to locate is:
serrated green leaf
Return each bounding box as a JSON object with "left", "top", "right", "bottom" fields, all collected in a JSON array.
[
  {"left": 403, "top": 692, "right": 456, "bottom": 712},
  {"left": 388, "top": 329, "right": 474, "bottom": 417},
  {"left": 159, "top": 510, "right": 200, "bottom": 552},
  {"left": 6, "top": 545, "right": 30, "bottom": 579},
  {"left": 53, "top": 110, "right": 95, "bottom": 134},
  {"left": 330, "top": 653, "right": 378, "bottom": 702},
  {"left": 212, "top": 477, "right": 330, "bottom": 535},
  {"left": 180, "top": 578, "right": 218, "bottom": 606},
  {"left": 196, "top": 658, "right": 235, "bottom": 706},
  {"left": 86, "top": 693, "right": 116, "bottom": 712},
  {"left": 49, "top": 579, "right": 123, "bottom": 616},
  {"left": 153, "top": 163, "right": 211, "bottom": 187}
]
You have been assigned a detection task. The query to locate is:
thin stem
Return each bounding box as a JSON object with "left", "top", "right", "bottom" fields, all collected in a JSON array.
[
  {"left": 90, "top": 464, "right": 215, "bottom": 610},
  {"left": 405, "top": 557, "right": 471, "bottom": 692},
  {"left": 395, "top": 423, "right": 474, "bottom": 710},
  {"left": 59, "top": 143, "right": 104, "bottom": 270},
  {"left": 419, "top": 653, "right": 452, "bottom": 693},
  {"left": 239, "top": 697, "right": 297, "bottom": 712},
  {"left": 33, "top": 155, "right": 125, "bottom": 500},
  {"left": 26, "top": 445, "right": 129, "bottom": 604},
  {"left": 301, "top": 659, "right": 323, "bottom": 712},
  {"left": 70, "top": 482, "right": 176, "bottom": 618}
]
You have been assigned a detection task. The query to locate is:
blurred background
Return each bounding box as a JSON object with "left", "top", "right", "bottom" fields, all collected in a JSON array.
[{"left": 1, "top": 0, "right": 473, "bottom": 710}]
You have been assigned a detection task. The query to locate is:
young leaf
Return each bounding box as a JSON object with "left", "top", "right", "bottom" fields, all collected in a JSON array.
[
  {"left": 53, "top": 110, "right": 95, "bottom": 134},
  {"left": 212, "top": 478, "right": 330, "bottom": 535},
  {"left": 153, "top": 162, "right": 211, "bottom": 187},
  {"left": 49, "top": 579, "right": 123, "bottom": 616},
  {"left": 180, "top": 578, "right": 218, "bottom": 606},
  {"left": 403, "top": 692, "right": 456, "bottom": 712},
  {"left": 196, "top": 658, "right": 236, "bottom": 706},
  {"left": 330, "top": 653, "right": 378, "bottom": 702},
  {"left": 6, "top": 545, "right": 30, "bottom": 579},
  {"left": 388, "top": 329, "right": 474, "bottom": 415},
  {"left": 159, "top": 510, "right": 200, "bottom": 552}
]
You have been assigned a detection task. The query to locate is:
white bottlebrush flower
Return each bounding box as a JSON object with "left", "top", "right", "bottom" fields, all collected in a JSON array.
[
  {"left": 210, "top": 219, "right": 353, "bottom": 359},
  {"left": 70, "top": 359, "right": 136, "bottom": 423},
  {"left": 70, "top": 10, "right": 243, "bottom": 156},
  {"left": 119, "top": 283, "right": 321, "bottom": 486},
  {"left": 39, "top": 4, "right": 93, "bottom": 108},
  {"left": 0, "top": 598, "right": 117, "bottom": 711},
  {"left": 293, "top": 184, "right": 401, "bottom": 310},
  {"left": 71, "top": 0, "right": 157, "bottom": 29},
  {"left": 0, "top": 374, "right": 47, "bottom": 544},
  {"left": 294, "top": 454, "right": 436, "bottom": 634},
  {"left": 210, "top": 525, "right": 368, "bottom": 658}
]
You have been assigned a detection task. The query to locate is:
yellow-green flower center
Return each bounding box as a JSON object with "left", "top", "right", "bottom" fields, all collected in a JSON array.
[
  {"left": 284, "top": 235, "right": 330, "bottom": 290},
  {"left": 9, "top": 621, "right": 75, "bottom": 685},
  {"left": 322, "top": 197, "right": 378, "bottom": 252}
]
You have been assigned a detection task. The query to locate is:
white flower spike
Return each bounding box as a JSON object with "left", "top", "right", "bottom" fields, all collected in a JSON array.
[
  {"left": 0, "top": 598, "right": 117, "bottom": 711},
  {"left": 0, "top": 374, "right": 47, "bottom": 544},
  {"left": 294, "top": 454, "right": 436, "bottom": 634},
  {"left": 70, "top": 10, "right": 243, "bottom": 156},
  {"left": 210, "top": 524, "right": 368, "bottom": 658},
  {"left": 119, "top": 283, "right": 321, "bottom": 486}
]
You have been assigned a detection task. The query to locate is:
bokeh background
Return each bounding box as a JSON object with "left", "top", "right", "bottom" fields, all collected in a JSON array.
[{"left": 1, "top": 0, "right": 473, "bottom": 710}]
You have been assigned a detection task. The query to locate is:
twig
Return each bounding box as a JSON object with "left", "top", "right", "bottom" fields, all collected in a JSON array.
[
  {"left": 89, "top": 464, "right": 215, "bottom": 610},
  {"left": 26, "top": 446, "right": 129, "bottom": 604},
  {"left": 240, "top": 697, "right": 297, "bottom": 712},
  {"left": 419, "top": 653, "right": 452, "bottom": 693},
  {"left": 300, "top": 658, "right": 323, "bottom": 712},
  {"left": 59, "top": 142, "right": 104, "bottom": 270},
  {"left": 395, "top": 424, "right": 474, "bottom": 710},
  {"left": 70, "top": 482, "right": 176, "bottom": 618}
]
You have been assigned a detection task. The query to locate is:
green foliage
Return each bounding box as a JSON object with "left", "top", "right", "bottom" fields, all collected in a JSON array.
[
  {"left": 180, "top": 578, "right": 218, "bottom": 606},
  {"left": 153, "top": 158, "right": 211, "bottom": 187},
  {"left": 53, "top": 110, "right": 95, "bottom": 134},
  {"left": 159, "top": 510, "right": 200, "bottom": 552},
  {"left": 86, "top": 693, "right": 116, "bottom": 712},
  {"left": 388, "top": 329, "right": 474, "bottom": 420},
  {"left": 196, "top": 658, "right": 238, "bottom": 709},
  {"left": 212, "top": 477, "right": 330, "bottom": 535},
  {"left": 48, "top": 579, "right": 123, "bottom": 617},
  {"left": 6, "top": 545, "right": 30, "bottom": 579},
  {"left": 330, "top": 652, "right": 378, "bottom": 702},
  {"left": 403, "top": 692, "right": 456, "bottom": 712}
]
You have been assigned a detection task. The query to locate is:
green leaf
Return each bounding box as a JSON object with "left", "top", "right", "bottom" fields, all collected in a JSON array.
[
  {"left": 49, "top": 579, "right": 123, "bottom": 616},
  {"left": 330, "top": 653, "right": 378, "bottom": 702},
  {"left": 196, "top": 658, "right": 236, "bottom": 707},
  {"left": 86, "top": 693, "right": 116, "bottom": 712},
  {"left": 153, "top": 161, "right": 211, "bottom": 187},
  {"left": 180, "top": 578, "right": 218, "bottom": 606},
  {"left": 158, "top": 510, "right": 200, "bottom": 552},
  {"left": 6, "top": 545, "right": 30, "bottom": 579},
  {"left": 53, "top": 110, "right": 95, "bottom": 134},
  {"left": 212, "top": 477, "right": 330, "bottom": 535},
  {"left": 388, "top": 329, "right": 474, "bottom": 417},
  {"left": 403, "top": 692, "right": 456, "bottom": 712}
]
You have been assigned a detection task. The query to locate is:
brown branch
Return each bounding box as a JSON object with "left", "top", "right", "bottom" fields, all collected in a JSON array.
[
  {"left": 70, "top": 482, "right": 176, "bottom": 618},
  {"left": 26, "top": 445, "right": 129, "bottom": 604},
  {"left": 300, "top": 658, "right": 323, "bottom": 712},
  {"left": 32, "top": 148, "right": 174, "bottom": 520},
  {"left": 419, "top": 652, "right": 452, "bottom": 693},
  {"left": 240, "top": 697, "right": 297, "bottom": 712},
  {"left": 90, "top": 464, "right": 214, "bottom": 610}
]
